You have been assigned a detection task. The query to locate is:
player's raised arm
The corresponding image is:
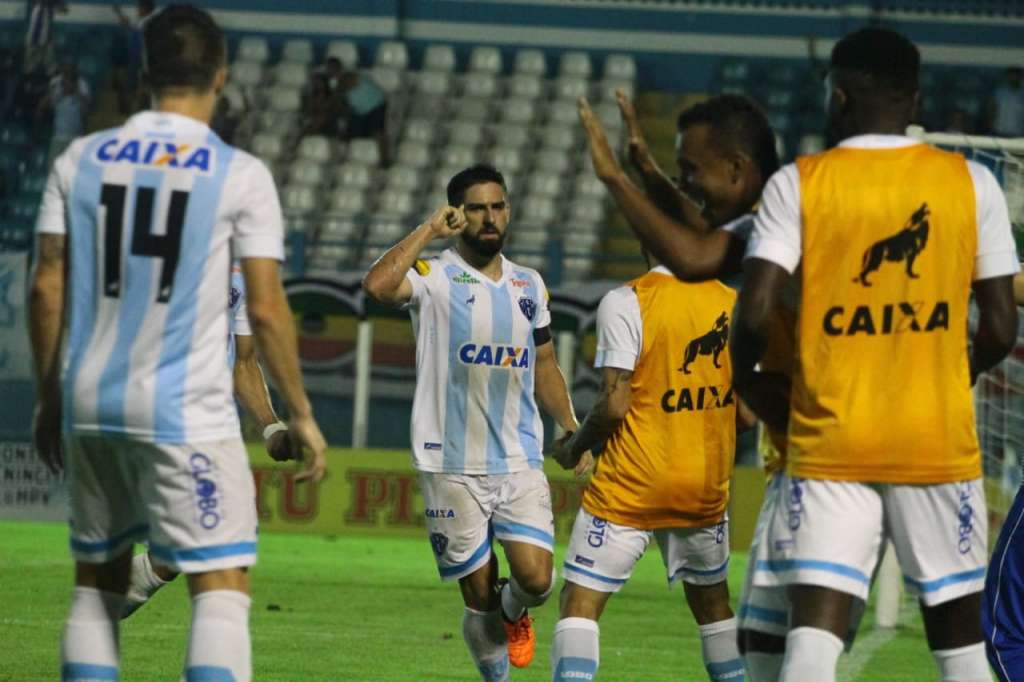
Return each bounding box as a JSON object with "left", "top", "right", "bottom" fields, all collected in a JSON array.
[
  {"left": 29, "top": 232, "right": 67, "bottom": 473},
  {"left": 362, "top": 205, "right": 468, "bottom": 306}
]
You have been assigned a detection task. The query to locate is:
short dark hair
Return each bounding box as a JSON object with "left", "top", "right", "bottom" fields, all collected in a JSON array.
[
  {"left": 830, "top": 27, "right": 919, "bottom": 96},
  {"left": 676, "top": 94, "right": 779, "bottom": 180},
  {"left": 142, "top": 5, "right": 225, "bottom": 94},
  {"left": 447, "top": 164, "right": 508, "bottom": 206}
]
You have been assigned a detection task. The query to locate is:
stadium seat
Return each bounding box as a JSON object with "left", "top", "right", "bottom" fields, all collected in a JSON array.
[
  {"left": 366, "top": 218, "right": 408, "bottom": 243},
  {"left": 282, "top": 39, "right": 314, "bottom": 65},
  {"left": 490, "top": 123, "right": 531, "bottom": 149},
  {"left": 449, "top": 120, "right": 485, "bottom": 148},
  {"left": 593, "top": 102, "right": 624, "bottom": 131},
  {"left": 568, "top": 199, "right": 606, "bottom": 224},
  {"left": 267, "top": 86, "right": 302, "bottom": 113},
  {"left": 334, "top": 162, "right": 375, "bottom": 189},
  {"left": 718, "top": 59, "right": 753, "bottom": 85},
  {"left": 327, "top": 187, "right": 368, "bottom": 216},
  {"left": 526, "top": 172, "right": 564, "bottom": 198},
  {"left": 514, "top": 49, "right": 547, "bottom": 77},
  {"left": 597, "top": 78, "right": 635, "bottom": 102},
  {"left": 236, "top": 36, "right": 269, "bottom": 63},
  {"left": 455, "top": 100, "right": 491, "bottom": 122},
  {"left": 541, "top": 124, "right": 577, "bottom": 151},
  {"left": 798, "top": 134, "right": 825, "bottom": 156},
  {"left": 19, "top": 172, "right": 46, "bottom": 196},
  {"left": 490, "top": 146, "right": 527, "bottom": 174},
  {"left": 603, "top": 54, "right": 637, "bottom": 82},
  {"left": 375, "top": 41, "right": 409, "bottom": 70},
  {"left": 374, "top": 189, "right": 418, "bottom": 219},
  {"left": 501, "top": 100, "right": 537, "bottom": 125},
  {"left": 250, "top": 133, "right": 285, "bottom": 162},
  {"left": 559, "top": 52, "right": 592, "bottom": 79},
  {"left": 535, "top": 148, "right": 572, "bottom": 175},
  {"left": 571, "top": 231, "right": 603, "bottom": 251},
  {"left": 554, "top": 77, "right": 589, "bottom": 101},
  {"left": 416, "top": 71, "right": 452, "bottom": 97},
  {"left": 507, "top": 74, "right": 544, "bottom": 101},
  {"left": 432, "top": 165, "right": 464, "bottom": 191},
  {"left": 463, "top": 73, "right": 498, "bottom": 98},
  {"left": 469, "top": 46, "right": 502, "bottom": 75},
  {"left": 562, "top": 256, "right": 594, "bottom": 280},
  {"left": 221, "top": 82, "right": 248, "bottom": 113},
  {"left": 443, "top": 145, "right": 477, "bottom": 169},
  {"left": 320, "top": 216, "right": 361, "bottom": 240},
  {"left": 371, "top": 67, "right": 404, "bottom": 95},
  {"left": 547, "top": 101, "right": 579, "bottom": 126},
  {"left": 385, "top": 166, "right": 422, "bottom": 192},
  {"left": 573, "top": 174, "right": 606, "bottom": 200},
  {"left": 396, "top": 140, "right": 432, "bottom": 169},
  {"left": 510, "top": 229, "right": 549, "bottom": 251},
  {"left": 423, "top": 44, "right": 456, "bottom": 73},
  {"left": 326, "top": 40, "right": 359, "bottom": 69},
  {"left": 348, "top": 138, "right": 381, "bottom": 166},
  {"left": 286, "top": 214, "right": 314, "bottom": 235},
  {"left": 517, "top": 196, "right": 558, "bottom": 228},
  {"left": 281, "top": 184, "right": 319, "bottom": 216},
  {"left": 297, "top": 136, "right": 334, "bottom": 164},
  {"left": 271, "top": 62, "right": 309, "bottom": 89},
  {"left": 289, "top": 160, "right": 327, "bottom": 187},
  {"left": 402, "top": 117, "right": 437, "bottom": 146},
  {"left": 230, "top": 60, "right": 264, "bottom": 89}
]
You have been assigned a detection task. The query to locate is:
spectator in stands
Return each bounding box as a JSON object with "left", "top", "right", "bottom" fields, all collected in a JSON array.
[
  {"left": 319, "top": 56, "right": 345, "bottom": 95},
  {"left": 48, "top": 62, "right": 91, "bottom": 109},
  {"left": 300, "top": 73, "right": 341, "bottom": 138},
  {"left": 111, "top": 0, "right": 155, "bottom": 114},
  {"left": 339, "top": 68, "right": 390, "bottom": 165},
  {"left": 39, "top": 63, "right": 88, "bottom": 165},
  {"left": 989, "top": 67, "right": 1023, "bottom": 138},
  {"left": 23, "top": 0, "right": 67, "bottom": 75}
]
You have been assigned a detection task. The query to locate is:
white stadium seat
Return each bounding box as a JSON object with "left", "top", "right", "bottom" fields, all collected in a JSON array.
[
  {"left": 374, "top": 41, "right": 409, "bottom": 70},
  {"left": 518, "top": 198, "right": 557, "bottom": 226},
  {"left": 281, "top": 183, "right": 319, "bottom": 215},
  {"left": 282, "top": 39, "right": 314, "bottom": 65},
  {"left": 230, "top": 60, "right": 264, "bottom": 88},
  {"left": 510, "top": 229, "right": 549, "bottom": 250},
  {"left": 562, "top": 256, "right": 595, "bottom": 280},
  {"left": 416, "top": 71, "right": 452, "bottom": 97},
  {"left": 526, "top": 172, "right": 563, "bottom": 198},
  {"left": 455, "top": 100, "right": 491, "bottom": 122},
  {"left": 554, "top": 77, "right": 589, "bottom": 101},
  {"left": 604, "top": 54, "right": 637, "bottom": 81},
  {"left": 289, "top": 160, "right": 327, "bottom": 187},
  {"left": 320, "top": 216, "right": 361, "bottom": 240},
  {"left": 597, "top": 78, "right": 635, "bottom": 103},
  {"left": 375, "top": 189, "right": 417, "bottom": 219},
  {"left": 366, "top": 219, "right": 408, "bottom": 243},
  {"left": 236, "top": 36, "right": 269, "bottom": 63},
  {"left": 423, "top": 44, "right": 456, "bottom": 73},
  {"left": 463, "top": 73, "right": 498, "bottom": 98},
  {"left": 403, "top": 117, "right": 437, "bottom": 146},
  {"left": 490, "top": 123, "right": 531, "bottom": 149},
  {"left": 573, "top": 174, "right": 606, "bottom": 200},
  {"left": 221, "top": 82, "right": 247, "bottom": 113},
  {"left": 559, "top": 51, "right": 593, "bottom": 79},
  {"left": 271, "top": 62, "right": 309, "bottom": 89},
  {"left": 371, "top": 67, "right": 403, "bottom": 95},
  {"left": 267, "top": 86, "right": 302, "bottom": 113},
  {"left": 250, "top": 132, "right": 284, "bottom": 162},
  {"left": 297, "top": 135, "right": 333, "bottom": 164},
  {"left": 569, "top": 199, "right": 606, "bottom": 224},
  {"left": 396, "top": 140, "right": 432, "bottom": 169},
  {"left": 547, "top": 100, "right": 579, "bottom": 126},
  {"left": 501, "top": 100, "right": 536, "bottom": 125},
  {"left": 327, "top": 187, "right": 368, "bottom": 216},
  {"left": 326, "top": 40, "right": 359, "bottom": 69},
  {"left": 489, "top": 146, "right": 527, "bottom": 174},
  {"left": 535, "top": 148, "right": 572, "bottom": 175},
  {"left": 385, "top": 166, "right": 422, "bottom": 191},
  {"left": 541, "top": 124, "right": 577, "bottom": 151},
  {"left": 443, "top": 145, "right": 477, "bottom": 169},
  {"left": 348, "top": 138, "right": 381, "bottom": 166},
  {"left": 469, "top": 46, "right": 502, "bottom": 74},
  {"left": 448, "top": 120, "right": 485, "bottom": 149},
  {"left": 334, "top": 162, "right": 375, "bottom": 190},
  {"left": 514, "top": 49, "right": 546, "bottom": 77},
  {"left": 507, "top": 74, "right": 544, "bottom": 100}
]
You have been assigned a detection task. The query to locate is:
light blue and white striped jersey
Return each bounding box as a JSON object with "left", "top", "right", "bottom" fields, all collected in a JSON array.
[
  {"left": 226, "top": 262, "right": 252, "bottom": 369},
  {"left": 35, "top": 111, "right": 284, "bottom": 444},
  {"left": 404, "top": 248, "right": 551, "bottom": 474}
]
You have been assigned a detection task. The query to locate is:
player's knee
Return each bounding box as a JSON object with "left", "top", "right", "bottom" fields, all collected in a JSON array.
[{"left": 514, "top": 564, "right": 555, "bottom": 597}]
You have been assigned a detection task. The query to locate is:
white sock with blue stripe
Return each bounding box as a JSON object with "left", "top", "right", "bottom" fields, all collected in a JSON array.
[
  {"left": 463, "top": 607, "right": 509, "bottom": 681},
  {"left": 699, "top": 617, "right": 746, "bottom": 681},
  {"left": 932, "top": 642, "right": 990, "bottom": 682},
  {"left": 184, "top": 590, "right": 251, "bottom": 682},
  {"left": 501, "top": 567, "right": 557, "bottom": 621},
  {"left": 551, "top": 617, "right": 599, "bottom": 681},
  {"left": 780, "top": 627, "right": 842, "bottom": 682},
  {"left": 61, "top": 587, "right": 123, "bottom": 681}
]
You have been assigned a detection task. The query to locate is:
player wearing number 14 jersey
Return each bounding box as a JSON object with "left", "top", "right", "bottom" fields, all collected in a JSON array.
[{"left": 28, "top": 7, "right": 325, "bottom": 681}]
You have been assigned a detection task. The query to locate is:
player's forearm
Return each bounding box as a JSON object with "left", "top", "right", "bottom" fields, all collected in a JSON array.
[
  {"left": 29, "top": 278, "right": 65, "bottom": 403},
  {"left": 362, "top": 223, "right": 434, "bottom": 304},
  {"left": 568, "top": 400, "right": 622, "bottom": 458},
  {"left": 633, "top": 157, "right": 691, "bottom": 222},
  {"left": 970, "top": 321, "right": 1017, "bottom": 384},
  {"left": 247, "top": 292, "right": 312, "bottom": 420},
  {"left": 233, "top": 357, "right": 279, "bottom": 428},
  {"left": 535, "top": 363, "right": 578, "bottom": 433}
]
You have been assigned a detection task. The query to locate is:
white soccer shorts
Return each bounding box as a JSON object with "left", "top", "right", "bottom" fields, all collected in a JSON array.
[
  {"left": 753, "top": 474, "right": 987, "bottom": 607},
  {"left": 738, "top": 474, "right": 866, "bottom": 644},
  {"left": 419, "top": 469, "right": 555, "bottom": 581},
  {"left": 67, "top": 435, "right": 258, "bottom": 574},
  {"left": 562, "top": 508, "right": 730, "bottom": 594}
]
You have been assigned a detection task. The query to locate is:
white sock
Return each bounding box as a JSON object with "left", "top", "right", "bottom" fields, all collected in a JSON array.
[
  {"left": 122, "top": 552, "right": 172, "bottom": 619},
  {"left": 463, "top": 607, "right": 509, "bottom": 681},
  {"left": 779, "top": 627, "right": 843, "bottom": 682},
  {"left": 699, "top": 618, "right": 746, "bottom": 681},
  {"left": 932, "top": 642, "right": 991, "bottom": 682},
  {"left": 501, "top": 568, "right": 556, "bottom": 621},
  {"left": 184, "top": 590, "right": 251, "bottom": 682},
  {"left": 552, "top": 617, "right": 599, "bottom": 681},
  {"left": 61, "top": 587, "right": 123, "bottom": 681},
  {"left": 744, "top": 651, "right": 783, "bottom": 682}
]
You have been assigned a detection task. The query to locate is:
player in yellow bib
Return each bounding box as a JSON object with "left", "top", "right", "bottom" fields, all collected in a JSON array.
[{"left": 733, "top": 28, "right": 1019, "bottom": 682}]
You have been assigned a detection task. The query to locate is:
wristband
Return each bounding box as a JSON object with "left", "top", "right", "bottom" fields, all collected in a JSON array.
[{"left": 262, "top": 422, "right": 287, "bottom": 440}]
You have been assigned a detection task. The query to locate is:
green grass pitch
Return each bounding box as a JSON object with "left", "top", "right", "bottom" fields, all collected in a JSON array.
[{"left": 0, "top": 521, "right": 941, "bottom": 680}]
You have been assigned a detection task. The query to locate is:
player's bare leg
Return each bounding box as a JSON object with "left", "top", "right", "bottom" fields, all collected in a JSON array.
[
  {"left": 458, "top": 554, "right": 511, "bottom": 681},
  {"left": 552, "top": 581, "right": 611, "bottom": 680},
  {"left": 779, "top": 584, "right": 852, "bottom": 682},
  {"left": 62, "top": 551, "right": 133, "bottom": 679},
  {"left": 921, "top": 592, "right": 989, "bottom": 681},
  {"left": 684, "top": 580, "right": 746, "bottom": 681},
  {"left": 502, "top": 540, "right": 555, "bottom": 668},
  {"left": 121, "top": 550, "right": 180, "bottom": 619},
  {"left": 183, "top": 567, "right": 252, "bottom": 681}
]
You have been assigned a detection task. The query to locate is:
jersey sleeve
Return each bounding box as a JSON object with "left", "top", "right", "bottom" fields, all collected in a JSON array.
[
  {"left": 745, "top": 164, "right": 802, "bottom": 274},
  {"left": 968, "top": 160, "right": 1020, "bottom": 281},
  {"left": 534, "top": 273, "right": 552, "bottom": 329},
  {"left": 231, "top": 157, "right": 285, "bottom": 261},
  {"left": 720, "top": 213, "right": 755, "bottom": 242},
  {"left": 34, "top": 142, "right": 78, "bottom": 235},
  {"left": 594, "top": 286, "right": 642, "bottom": 371},
  {"left": 403, "top": 258, "right": 438, "bottom": 308},
  {"left": 232, "top": 280, "right": 252, "bottom": 337}
]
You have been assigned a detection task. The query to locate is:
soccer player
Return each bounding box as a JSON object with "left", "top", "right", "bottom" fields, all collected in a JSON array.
[
  {"left": 121, "top": 263, "right": 300, "bottom": 619},
  {"left": 579, "top": 93, "right": 805, "bottom": 680},
  {"left": 732, "top": 28, "right": 1019, "bottom": 682},
  {"left": 363, "top": 164, "right": 583, "bottom": 680},
  {"left": 546, "top": 248, "right": 750, "bottom": 681},
  {"left": 27, "top": 6, "right": 327, "bottom": 681}
]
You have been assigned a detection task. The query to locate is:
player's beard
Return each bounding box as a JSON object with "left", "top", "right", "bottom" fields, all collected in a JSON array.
[{"left": 460, "top": 225, "right": 506, "bottom": 257}]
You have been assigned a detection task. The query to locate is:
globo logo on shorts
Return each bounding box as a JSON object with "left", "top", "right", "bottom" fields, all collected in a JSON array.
[
  {"left": 458, "top": 343, "right": 530, "bottom": 369},
  {"left": 95, "top": 138, "right": 215, "bottom": 175},
  {"left": 189, "top": 452, "right": 221, "bottom": 530}
]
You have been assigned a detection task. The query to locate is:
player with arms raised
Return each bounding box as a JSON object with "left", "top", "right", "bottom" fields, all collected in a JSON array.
[
  {"left": 363, "top": 165, "right": 583, "bottom": 681},
  {"left": 732, "top": 28, "right": 1019, "bottom": 682},
  {"left": 28, "top": 6, "right": 326, "bottom": 680}
]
